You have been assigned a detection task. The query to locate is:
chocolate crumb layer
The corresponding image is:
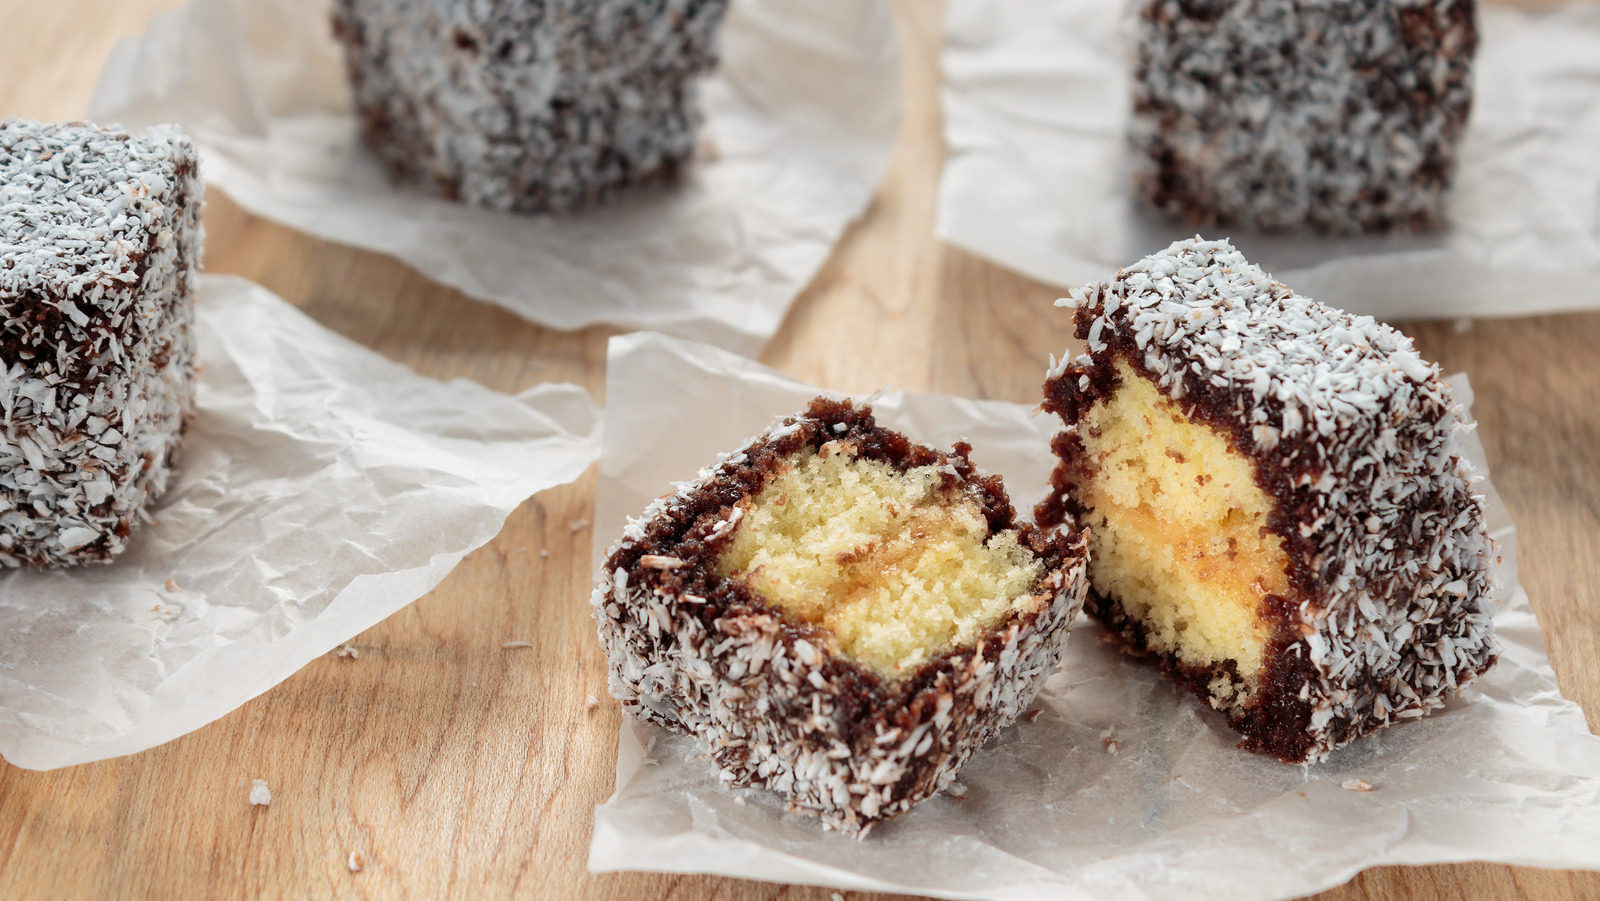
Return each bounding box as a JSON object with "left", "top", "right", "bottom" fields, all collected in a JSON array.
[
  {"left": 1040, "top": 237, "right": 1496, "bottom": 764},
  {"left": 593, "top": 397, "right": 1091, "bottom": 832}
]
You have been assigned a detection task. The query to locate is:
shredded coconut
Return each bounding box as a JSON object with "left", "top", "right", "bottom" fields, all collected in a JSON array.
[{"left": 248, "top": 779, "right": 271, "bottom": 806}]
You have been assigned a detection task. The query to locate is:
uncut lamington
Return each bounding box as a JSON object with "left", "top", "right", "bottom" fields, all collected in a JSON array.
[
  {"left": 331, "top": 0, "right": 731, "bottom": 212},
  {"left": 1130, "top": 0, "right": 1478, "bottom": 233},
  {"left": 0, "top": 119, "right": 202, "bottom": 567},
  {"left": 1039, "top": 238, "right": 1496, "bottom": 763},
  {"left": 593, "top": 398, "right": 1090, "bottom": 833}
]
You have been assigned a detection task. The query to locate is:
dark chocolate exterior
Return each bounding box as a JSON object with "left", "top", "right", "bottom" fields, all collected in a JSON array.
[
  {"left": 331, "top": 0, "right": 729, "bottom": 212},
  {"left": 1039, "top": 237, "right": 1497, "bottom": 764},
  {"left": 1131, "top": 0, "right": 1477, "bottom": 234},
  {"left": 593, "top": 397, "right": 1091, "bottom": 832}
]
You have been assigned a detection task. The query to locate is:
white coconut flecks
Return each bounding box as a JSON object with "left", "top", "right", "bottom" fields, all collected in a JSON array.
[
  {"left": 1131, "top": 0, "right": 1476, "bottom": 233},
  {"left": 331, "top": 0, "right": 730, "bottom": 213},
  {"left": 0, "top": 118, "right": 201, "bottom": 567},
  {"left": 593, "top": 402, "right": 1092, "bottom": 833},
  {"left": 1044, "top": 237, "right": 1496, "bottom": 764}
]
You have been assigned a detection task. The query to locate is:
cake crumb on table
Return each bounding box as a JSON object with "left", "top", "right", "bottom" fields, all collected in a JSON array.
[
  {"left": 1342, "top": 779, "right": 1375, "bottom": 792},
  {"left": 585, "top": 694, "right": 599, "bottom": 711},
  {"left": 249, "top": 779, "right": 271, "bottom": 806},
  {"left": 334, "top": 645, "right": 359, "bottom": 659},
  {"left": 946, "top": 781, "right": 968, "bottom": 800},
  {"left": 347, "top": 850, "right": 364, "bottom": 873}
]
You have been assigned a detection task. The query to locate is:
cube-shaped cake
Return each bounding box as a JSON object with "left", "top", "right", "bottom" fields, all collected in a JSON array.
[
  {"left": 0, "top": 119, "right": 202, "bottom": 567},
  {"left": 331, "top": 0, "right": 731, "bottom": 212},
  {"left": 1039, "top": 238, "right": 1496, "bottom": 763},
  {"left": 594, "top": 398, "right": 1091, "bottom": 832},
  {"left": 1130, "top": 0, "right": 1477, "bottom": 233}
]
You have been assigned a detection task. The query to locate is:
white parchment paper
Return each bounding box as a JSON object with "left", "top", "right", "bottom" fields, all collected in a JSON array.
[
  {"left": 587, "top": 331, "right": 1600, "bottom": 901},
  {"left": 938, "top": 0, "right": 1600, "bottom": 320},
  {"left": 0, "top": 275, "right": 602, "bottom": 771},
  {"left": 86, "top": 0, "right": 899, "bottom": 356}
]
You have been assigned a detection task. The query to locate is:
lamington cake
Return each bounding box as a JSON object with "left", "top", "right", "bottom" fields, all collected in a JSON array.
[
  {"left": 331, "top": 0, "right": 731, "bottom": 212},
  {"left": 0, "top": 119, "right": 201, "bottom": 567},
  {"left": 593, "top": 398, "right": 1091, "bottom": 832},
  {"left": 1038, "top": 238, "right": 1496, "bottom": 764},
  {"left": 1130, "top": 0, "right": 1478, "bottom": 233}
]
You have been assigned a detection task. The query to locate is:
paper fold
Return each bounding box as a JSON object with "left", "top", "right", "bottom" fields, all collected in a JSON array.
[{"left": 0, "top": 275, "right": 602, "bottom": 770}]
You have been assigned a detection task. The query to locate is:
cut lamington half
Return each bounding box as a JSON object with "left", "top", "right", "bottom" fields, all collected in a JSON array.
[
  {"left": 1038, "top": 237, "right": 1496, "bottom": 764},
  {"left": 593, "top": 397, "right": 1090, "bottom": 833},
  {"left": 0, "top": 118, "right": 201, "bottom": 567}
]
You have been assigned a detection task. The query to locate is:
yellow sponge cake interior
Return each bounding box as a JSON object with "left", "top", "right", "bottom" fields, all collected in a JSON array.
[
  {"left": 1077, "top": 360, "right": 1294, "bottom": 706},
  {"left": 719, "top": 440, "right": 1045, "bottom": 680}
]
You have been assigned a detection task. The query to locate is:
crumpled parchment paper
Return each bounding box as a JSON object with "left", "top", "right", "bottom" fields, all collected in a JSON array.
[
  {"left": 587, "top": 331, "right": 1600, "bottom": 901},
  {"left": 86, "top": 0, "right": 899, "bottom": 356},
  {"left": 938, "top": 0, "right": 1600, "bottom": 321},
  {"left": 0, "top": 275, "right": 601, "bottom": 771}
]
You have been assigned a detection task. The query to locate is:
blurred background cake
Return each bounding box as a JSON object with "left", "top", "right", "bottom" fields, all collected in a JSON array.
[
  {"left": 331, "top": 0, "right": 730, "bottom": 212},
  {"left": 1130, "top": 0, "right": 1478, "bottom": 233}
]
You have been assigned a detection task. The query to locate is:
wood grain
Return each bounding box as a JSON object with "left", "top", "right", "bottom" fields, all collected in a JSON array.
[{"left": 1, "top": 2, "right": 1595, "bottom": 900}]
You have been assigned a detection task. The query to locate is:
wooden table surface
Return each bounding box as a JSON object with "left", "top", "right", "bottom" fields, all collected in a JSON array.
[{"left": 1, "top": 1, "right": 1596, "bottom": 899}]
